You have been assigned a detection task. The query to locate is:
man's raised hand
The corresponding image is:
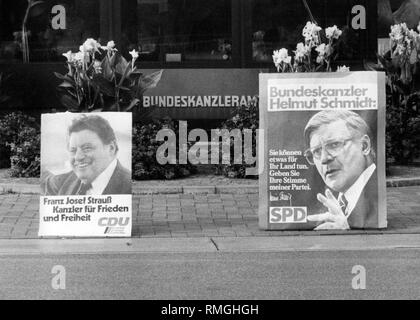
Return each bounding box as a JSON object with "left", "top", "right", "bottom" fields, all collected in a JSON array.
[{"left": 307, "top": 189, "right": 350, "bottom": 230}]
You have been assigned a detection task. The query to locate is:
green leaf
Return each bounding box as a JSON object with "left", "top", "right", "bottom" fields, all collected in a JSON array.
[
  {"left": 118, "top": 62, "right": 132, "bottom": 88},
  {"left": 58, "top": 81, "right": 74, "bottom": 88},
  {"left": 131, "top": 69, "right": 143, "bottom": 75},
  {"left": 92, "top": 74, "right": 115, "bottom": 97},
  {"left": 54, "top": 72, "right": 68, "bottom": 80},
  {"left": 139, "top": 70, "right": 163, "bottom": 90},
  {"left": 128, "top": 72, "right": 141, "bottom": 82},
  {"left": 377, "top": 54, "right": 389, "bottom": 68},
  {"left": 60, "top": 95, "right": 80, "bottom": 111},
  {"left": 364, "top": 61, "right": 383, "bottom": 72},
  {"left": 101, "top": 57, "right": 114, "bottom": 80},
  {"left": 124, "top": 98, "right": 140, "bottom": 111},
  {"left": 115, "top": 54, "right": 129, "bottom": 75},
  {"left": 90, "top": 108, "right": 104, "bottom": 113},
  {"left": 106, "top": 102, "right": 120, "bottom": 111},
  {"left": 54, "top": 72, "right": 75, "bottom": 85},
  {"left": 109, "top": 53, "right": 117, "bottom": 68}
]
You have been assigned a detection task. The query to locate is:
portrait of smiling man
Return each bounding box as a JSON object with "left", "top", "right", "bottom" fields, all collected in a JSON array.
[
  {"left": 42, "top": 114, "right": 131, "bottom": 196},
  {"left": 303, "top": 110, "right": 378, "bottom": 230}
]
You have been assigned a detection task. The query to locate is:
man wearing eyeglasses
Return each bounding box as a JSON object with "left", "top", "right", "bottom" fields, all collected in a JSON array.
[
  {"left": 42, "top": 115, "right": 131, "bottom": 196},
  {"left": 303, "top": 110, "right": 377, "bottom": 230}
]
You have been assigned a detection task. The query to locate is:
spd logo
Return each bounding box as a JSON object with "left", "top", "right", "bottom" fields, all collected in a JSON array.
[{"left": 269, "top": 207, "right": 307, "bottom": 223}]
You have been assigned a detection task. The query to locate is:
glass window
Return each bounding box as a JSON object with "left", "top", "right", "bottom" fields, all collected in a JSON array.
[
  {"left": 251, "top": 0, "right": 367, "bottom": 63},
  {"left": 378, "top": 0, "right": 419, "bottom": 37},
  {"left": 0, "top": 0, "right": 100, "bottom": 62},
  {"left": 121, "top": 0, "right": 232, "bottom": 62}
]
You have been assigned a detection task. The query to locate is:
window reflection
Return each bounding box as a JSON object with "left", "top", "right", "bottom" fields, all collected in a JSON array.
[
  {"left": 251, "top": 0, "right": 365, "bottom": 62},
  {"left": 378, "top": 0, "right": 420, "bottom": 37},
  {"left": 0, "top": 0, "right": 99, "bottom": 62},
  {"left": 121, "top": 0, "right": 232, "bottom": 62}
]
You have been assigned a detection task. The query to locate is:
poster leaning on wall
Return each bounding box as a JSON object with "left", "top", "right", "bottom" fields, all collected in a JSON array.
[
  {"left": 39, "top": 112, "right": 132, "bottom": 237},
  {"left": 259, "top": 71, "right": 387, "bottom": 231}
]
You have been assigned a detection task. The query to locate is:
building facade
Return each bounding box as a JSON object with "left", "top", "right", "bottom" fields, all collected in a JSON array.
[{"left": 0, "top": 0, "right": 416, "bottom": 123}]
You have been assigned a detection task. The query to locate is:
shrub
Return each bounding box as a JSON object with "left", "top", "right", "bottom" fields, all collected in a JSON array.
[
  {"left": 365, "top": 23, "right": 420, "bottom": 164},
  {"left": 215, "top": 96, "right": 259, "bottom": 179},
  {"left": 8, "top": 126, "right": 40, "bottom": 178},
  {"left": 132, "top": 119, "right": 196, "bottom": 180},
  {"left": 385, "top": 91, "right": 420, "bottom": 164},
  {"left": 0, "top": 73, "right": 11, "bottom": 168},
  {"left": 0, "top": 112, "right": 40, "bottom": 177}
]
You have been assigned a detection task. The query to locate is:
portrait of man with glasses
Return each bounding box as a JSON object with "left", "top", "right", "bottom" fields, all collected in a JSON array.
[{"left": 303, "top": 110, "right": 378, "bottom": 230}]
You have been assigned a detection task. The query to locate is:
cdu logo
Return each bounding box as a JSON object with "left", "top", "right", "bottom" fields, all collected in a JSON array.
[{"left": 98, "top": 217, "right": 130, "bottom": 227}]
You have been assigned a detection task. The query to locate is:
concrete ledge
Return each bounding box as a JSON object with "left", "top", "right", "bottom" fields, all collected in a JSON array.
[
  {"left": 0, "top": 238, "right": 217, "bottom": 255},
  {"left": 386, "top": 178, "right": 420, "bottom": 188},
  {"left": 0, "top": 183, "right": 39, "bottom": 194},
  {"left": 183, "top": 186, "right": 216, "bottom": 194},
  {"left": 1, "top": 177, "right": 419, "bottom": 195},
  {"left": 133, "top": 186, "right": 182, "bottom": 194},
  {"left": 213, "top": 234, "right": 420, "bottom": 252},
  {"left": 216, "top": 185, "right": 258, "bottom": 194},
  {"left": 1, "top": 235, "right": 420, "bottom": 254}
]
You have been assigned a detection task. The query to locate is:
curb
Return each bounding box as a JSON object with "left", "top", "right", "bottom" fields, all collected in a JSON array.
[
  {"left": 386, "top": 177, "right": 420, "bottom": 188},
  {"left": 0, "top": 184, "right": 259, "bottom": 195},
  {"left": 136, "top": 185, "right": 259, "bottom": 195},
  {"left": 0, "top": 178, "right": 419, "bottom": 195},
  {"left": 2, "top": 234, "right": 420, "bottom": 254},
  {"left": 0, "top": 183, "right": 39, "bottom": 195}
]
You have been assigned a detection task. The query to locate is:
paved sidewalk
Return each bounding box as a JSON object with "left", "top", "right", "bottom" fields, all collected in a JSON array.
[{"left": 0, "top": 186, "right": 419, "bottom": 239}]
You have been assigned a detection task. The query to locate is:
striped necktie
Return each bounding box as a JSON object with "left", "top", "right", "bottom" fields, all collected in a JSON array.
[
  {"left": 338, "top": 194, "right": 348, "bottom": 215},
  {"left": 77, "top": 182, "right": 92, "bottom": 195}
]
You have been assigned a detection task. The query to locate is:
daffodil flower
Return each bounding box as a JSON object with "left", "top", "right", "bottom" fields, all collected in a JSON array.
[
  {"left": 101, "top": 40, "right": 118, "bottom": 52},
  {"left": 272, "top": 49, "right": 292, "bottom": 72},
  {"left": 81, "top": 38, "right": 101, "bottom": 53},
  {"left": 107, "top": 41, "right": 115, "bottom": 49},
  {"left": 93, "top": 60, "right": 102, "bottom": 73},
  {"left": 129, "top": 49, "right": 139, "bottom": 60},
  {"left": 74, "top": 51, "right": 88, "bottom": 64},
  {"left": 62, "top": 51, "right": 74, "bottom": 62},
  {"left": 294, "top": 42, "right": 310, "bottom": 62},
  {"left": 302, "top": 21, "right": 321, "bottom": 45},
  {"left": 336, "top": 65, "right": 350, "bottom": 72},
  {"left": 315, "top": 43, "right": 326, "bottom": 56},
  {"left": 325, "top": 25, "right": 342, "bottom": 40}
]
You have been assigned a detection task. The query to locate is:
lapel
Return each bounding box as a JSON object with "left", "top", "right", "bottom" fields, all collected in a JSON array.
[
  {"left": 102, "top": 160, "right": 123, "bottom": 195},
  {"left": 347, "top": 169, "right": 378, "bottom": 229},
  {"left": 58, "top": 172, "right": 82, "bottom": 195}
]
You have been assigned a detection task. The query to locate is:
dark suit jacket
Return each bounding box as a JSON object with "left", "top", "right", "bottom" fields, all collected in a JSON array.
[
  {"left": 42, "top": 161, "right": 132, "bottom": 195},
  {"left": 346, "top": 169, "right": 378, "bottom": 229}
]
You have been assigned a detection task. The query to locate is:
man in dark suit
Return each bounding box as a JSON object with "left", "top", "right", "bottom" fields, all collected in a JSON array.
[
  {"left": 303, "top": 110, "right": 378, "bottom": 230},
  {"left": 42, "top": 115, "right": 131, "bottom": 196}
]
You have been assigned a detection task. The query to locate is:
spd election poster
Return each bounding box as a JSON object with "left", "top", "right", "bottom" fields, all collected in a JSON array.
[
  {"left": 39, "top": 112, "right": 132, "bottom": 237},
  {"left": 259, "top": 72, "right": 387, "bottom": 231}
]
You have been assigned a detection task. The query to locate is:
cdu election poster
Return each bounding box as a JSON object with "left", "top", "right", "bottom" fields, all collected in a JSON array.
[
  {"left": 39, "top": 112, "right": 132, "bottom": 237},
  {"left": 259, "top": 72, "right": 387, "bottom": 231}
]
